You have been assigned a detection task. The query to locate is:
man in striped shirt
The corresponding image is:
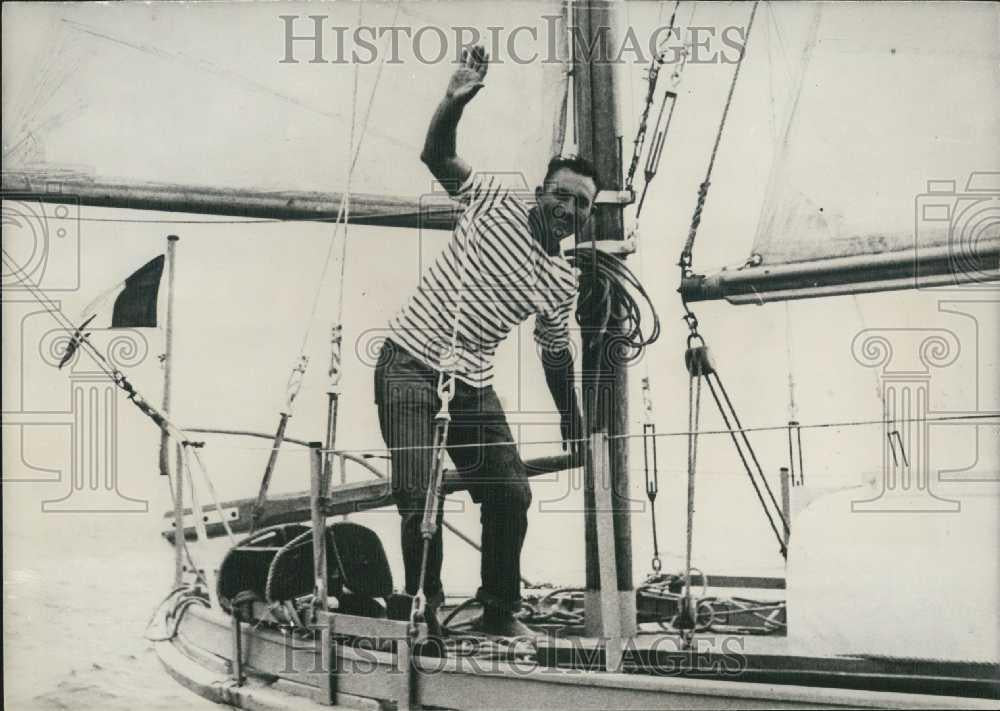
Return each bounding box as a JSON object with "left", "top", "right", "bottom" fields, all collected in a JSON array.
[{"left": 374, "top": 46, "right": 596, "bottom": 638}]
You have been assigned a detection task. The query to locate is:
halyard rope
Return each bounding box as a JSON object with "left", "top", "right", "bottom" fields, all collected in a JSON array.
[{"left": 678, "top": 0, "right": 760, "bottom": 274}]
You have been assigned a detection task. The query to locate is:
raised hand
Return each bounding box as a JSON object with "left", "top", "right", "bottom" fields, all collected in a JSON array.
[{"left": 446, "top": 45, "right": 489, "bottom": 104}]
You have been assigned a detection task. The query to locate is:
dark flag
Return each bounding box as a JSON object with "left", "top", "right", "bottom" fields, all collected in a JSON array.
[
  {"left": 59, "top": 254, "right": 165, "bottom": 369},
  {"left": 110, "top": 254, "right": 165, "bottom": 327}
]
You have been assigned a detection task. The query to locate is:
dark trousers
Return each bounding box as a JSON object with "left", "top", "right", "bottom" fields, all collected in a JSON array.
[{"left": 374, "top": 338, "right": 531, "bottom": 612}]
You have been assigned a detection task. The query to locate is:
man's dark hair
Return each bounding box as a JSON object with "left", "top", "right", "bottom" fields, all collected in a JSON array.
[{"left": 543, "top": 155, "right": 600, "bottom": 191}]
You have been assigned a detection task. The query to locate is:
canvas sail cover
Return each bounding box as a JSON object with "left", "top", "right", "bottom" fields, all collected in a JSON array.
[
  {"left": 684, "top": 2, "right": 1000, "bottom": 303},
  {"left": 2, "top": 1, "right": 568, "bottom": 203}
]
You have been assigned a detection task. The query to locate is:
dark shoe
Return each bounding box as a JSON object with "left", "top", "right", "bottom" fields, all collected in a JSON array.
[{"left": 466, "top": 610, "right": 536, "bottom": 638}]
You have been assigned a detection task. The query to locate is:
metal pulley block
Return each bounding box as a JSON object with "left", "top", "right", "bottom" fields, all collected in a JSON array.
[{"left": 684, "top": 344, "right": 716, "bottom": 377}]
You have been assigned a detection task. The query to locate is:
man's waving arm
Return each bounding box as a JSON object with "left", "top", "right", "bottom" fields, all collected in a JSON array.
[{"left": 421, "top": 46, "right": 489, "bottom": 197}]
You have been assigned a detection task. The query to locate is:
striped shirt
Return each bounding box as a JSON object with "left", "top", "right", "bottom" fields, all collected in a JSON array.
[{"left": 388, "top": 173, "right": 578, "bottom": 387}]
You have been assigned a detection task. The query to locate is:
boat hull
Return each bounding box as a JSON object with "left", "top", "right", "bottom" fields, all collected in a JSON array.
[{"left": 157, "top": 606, "right": 998, "bottom": 710}]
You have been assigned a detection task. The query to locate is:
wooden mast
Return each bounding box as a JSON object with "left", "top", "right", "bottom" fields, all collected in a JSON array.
[{"left": 573, "top": 0, "right": 635, "bottom": 637}]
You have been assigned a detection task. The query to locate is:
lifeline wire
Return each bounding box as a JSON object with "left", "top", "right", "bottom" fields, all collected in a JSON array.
[{"left": 167, "top": 413, "right": 998, "bottom": 456}]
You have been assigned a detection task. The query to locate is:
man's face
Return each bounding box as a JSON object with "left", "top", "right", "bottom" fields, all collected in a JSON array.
[{"left": 535, "top": 168, "right": 598, "bottom": 241}]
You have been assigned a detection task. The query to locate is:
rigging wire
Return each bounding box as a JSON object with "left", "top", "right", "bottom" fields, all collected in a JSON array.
[
  {"left": 167, "top": 413, "right": 999, "bottom": 456},
  {"left": 289, "top": 0, "right": 402, "bottom": 407},
  {"left": 678, "top": 0, "right": 761, "bottom": 275},
  {"left": 640, "top": 376, "right": 661, "bottom": 575},
  {"left": 409, "top": 45, "right": 487, "bottom": 634},
  {"left": 163, "top": 474, "right": 209, "bottom": 589},
  {"left": 249, "top": 1, "right": 402, "bottom": 530},
  {"left": 325, "top": 3, "right": 363, "bottom": 415},
  {"left": 615, "top": 0, "right": 683, "bottom": 578},
  {"left": 624, "top": 1, "right": 684, "bottom": 214},
  {"left": 783, "top": 301, "right": 805, "bottom": 485},
  {"left": 703, "top": 365, "right": 789, "bottom": 556},
  {"left": 677, "top": 345, "right": 704, "bottom": 642},
  {"left": 567, "top": 0, "right": 578, "bottom": 153},
  {"left": 550, "top": 0, "right": 572, "bottom": 156},
  {"left": 186, "top": 445, "right": 236, "bottom": 544}
]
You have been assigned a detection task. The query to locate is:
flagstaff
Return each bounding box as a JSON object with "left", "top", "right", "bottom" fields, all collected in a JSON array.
[{"left": 159, "top": 234, "right": 179, "bottom": 479}]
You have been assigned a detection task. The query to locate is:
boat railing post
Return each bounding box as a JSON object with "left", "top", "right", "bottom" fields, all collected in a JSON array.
[
  {"left": 397, "top": 636, "right": 413, "bottom": 711},
  {"left": 309, "top": 442, "right": 335, "bottom": 704},
  {"left": 310, "top": 442, "right": 329, "bottom": 613},
  {"left": 230, "top": 604, "right": 244, "bottom": 686}
]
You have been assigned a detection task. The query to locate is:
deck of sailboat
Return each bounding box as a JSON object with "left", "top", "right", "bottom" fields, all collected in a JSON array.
[
  {"left": 441, "top": 599, "right": 998, "bottom": 698},
  {"left": 159, "top": 602, "right": 999, "bottom": 711}
]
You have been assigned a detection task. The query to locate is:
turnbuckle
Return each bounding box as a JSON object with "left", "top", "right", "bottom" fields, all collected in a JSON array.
[
  {"left": 285, "top": 354, "right": 309, "bottom": 410},
  {"left": 642, "top": 422, "right": 659, "bottom": 502},
  {"left": 420, "top": 413, "right": 451, "bottom": 541},
  {"left": 408, "top": 590, "right": 426, "bottom": 638},
  {"left": 640, "top": 375, "right": 662, "bottom": 575}
]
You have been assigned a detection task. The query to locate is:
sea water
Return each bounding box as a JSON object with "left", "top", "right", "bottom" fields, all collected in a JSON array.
[{"left": 2, "top": 520, "right": 217, "bottom": 710}]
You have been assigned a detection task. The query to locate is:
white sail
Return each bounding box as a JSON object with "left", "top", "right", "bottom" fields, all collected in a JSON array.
[
  {"left": 2, "top": 1, "right": 568, "bottom": 201},
  {"left": 682, "top": 2, "right": 1000, "bottom": 303}
]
